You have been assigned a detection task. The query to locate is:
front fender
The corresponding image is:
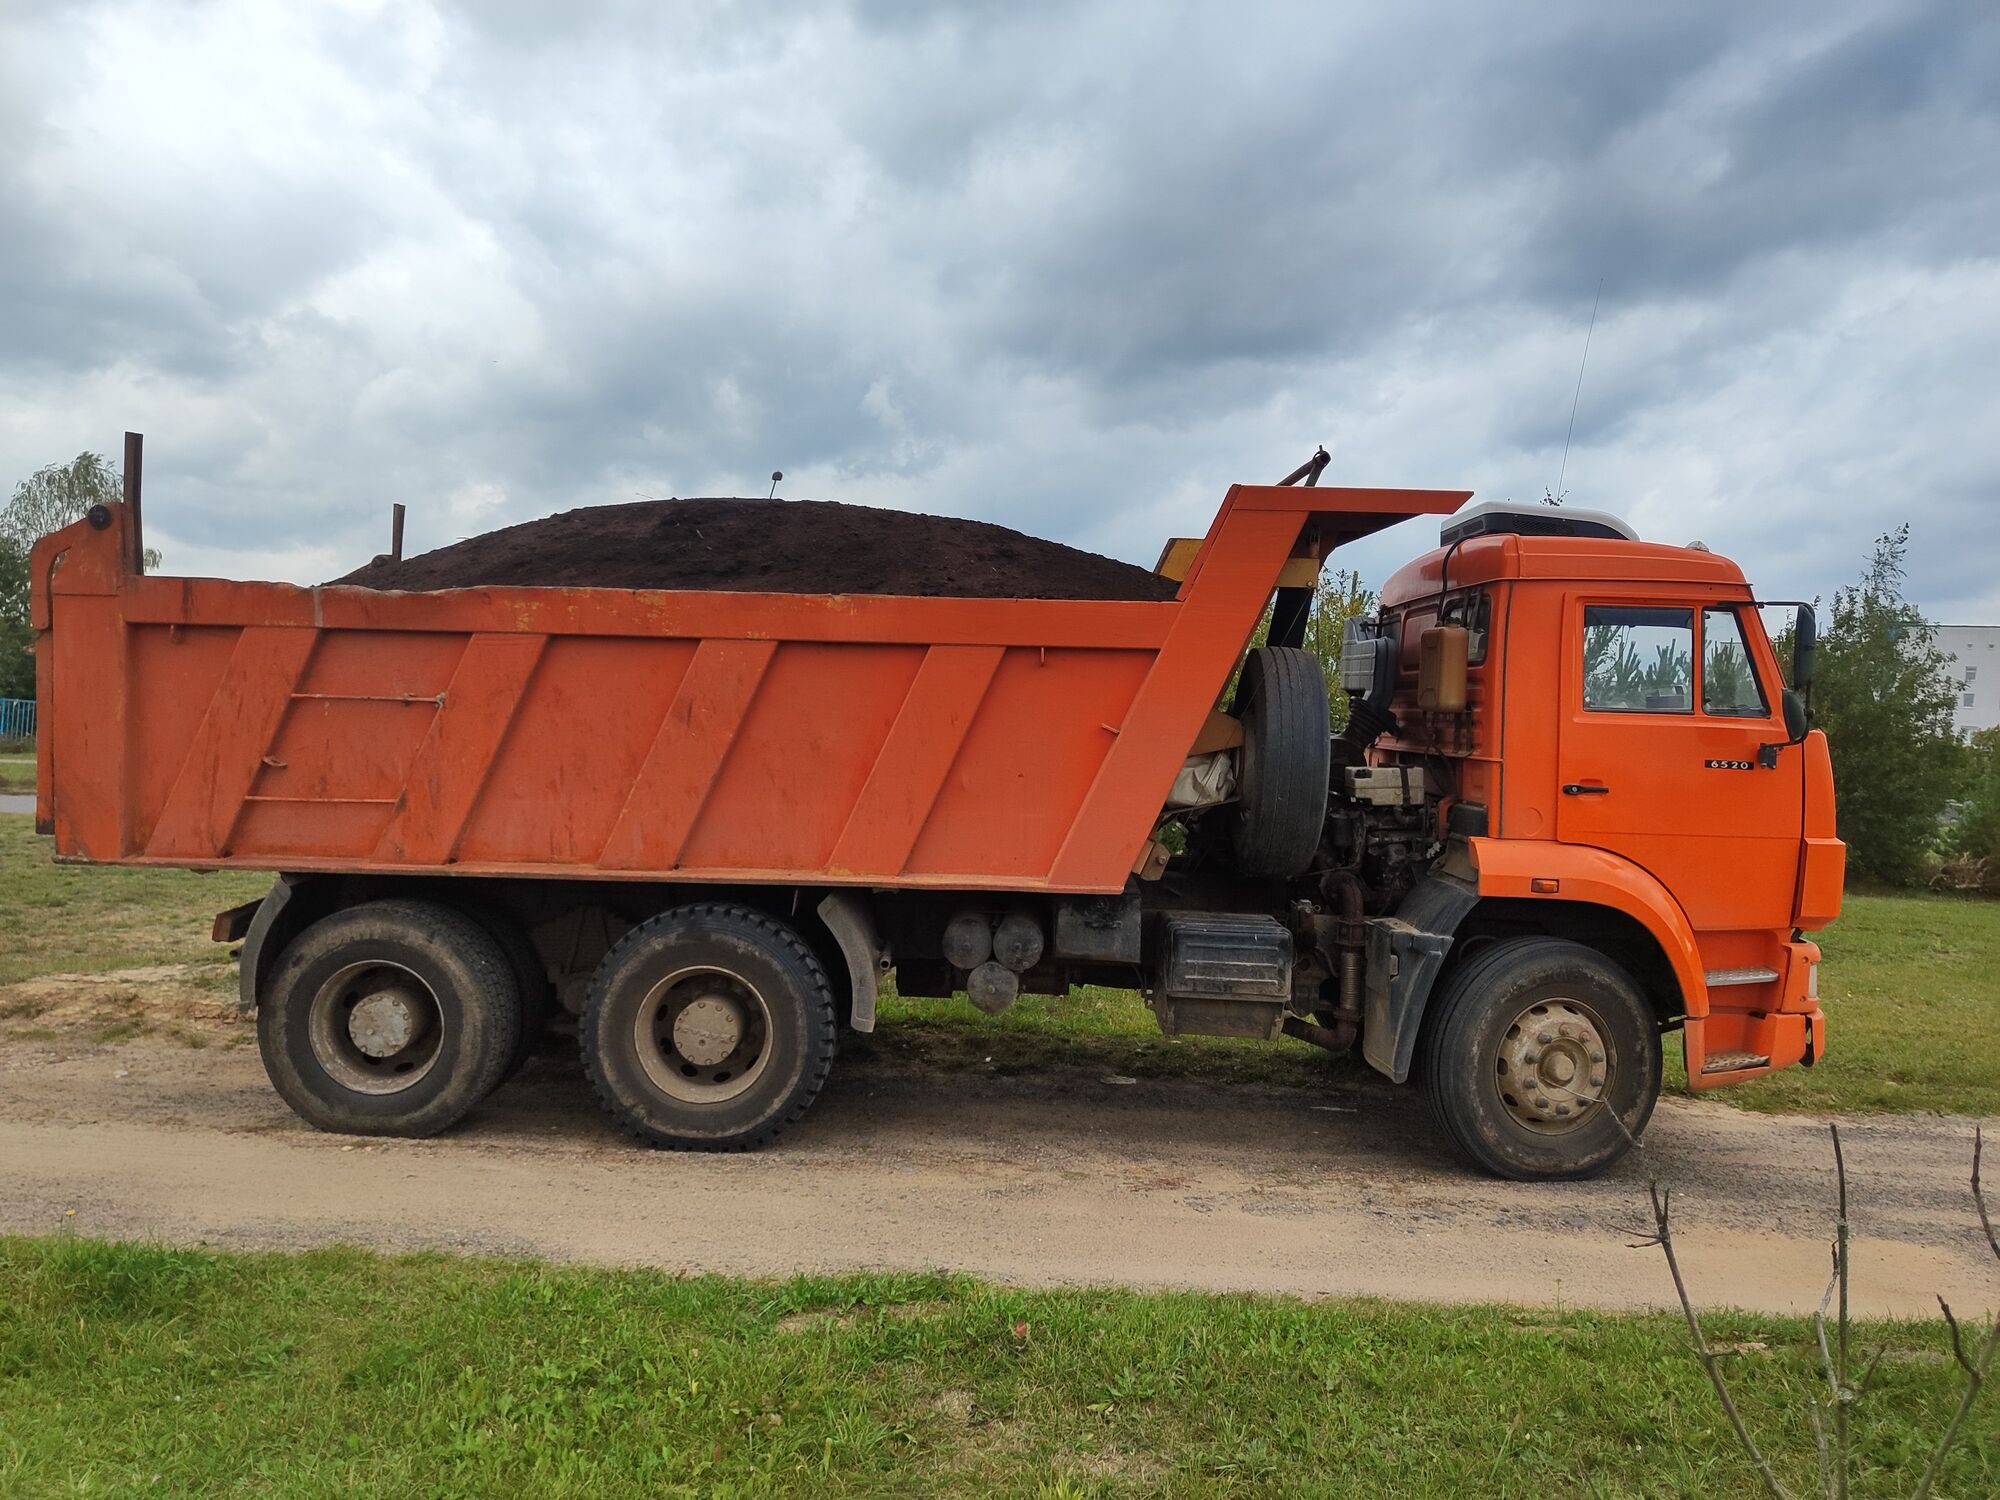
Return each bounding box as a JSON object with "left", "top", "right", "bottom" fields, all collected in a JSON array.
[{"left": 1466, "top": 838, "right": 1709, "bottom": 1020}]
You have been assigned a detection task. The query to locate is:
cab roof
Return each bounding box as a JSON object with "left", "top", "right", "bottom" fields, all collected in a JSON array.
[{"left": 1379, "top": 530, "right": 1752, "bottom": 609}]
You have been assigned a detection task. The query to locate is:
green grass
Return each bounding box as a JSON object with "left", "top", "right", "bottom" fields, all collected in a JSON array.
[
  {"left": 1699, "top": 887, "right": 2000, "bottom": 1118},
  {"left": 0, "top": 813, "right": 1993, "bottom": 1117},
  {"left": 877, "top": 982, "right": 1352, "bottom": 1089},
  {"left": 0, "top": 753, "right": 33, "bottom": 794},
  {"left": 881, "top": 887, "right": 2000, "bottom": 1119},
  {"left": 0, "top": 1236, "right": 1990, "bottom": 1498},
  {"left": 0, "top": 816, "right": 266, "bottom": 985}
]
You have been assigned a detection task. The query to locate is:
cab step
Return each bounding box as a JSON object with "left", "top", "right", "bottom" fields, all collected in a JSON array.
[{"left": 1701, "top": 1050, "right": 1771, "bottom": 1075}]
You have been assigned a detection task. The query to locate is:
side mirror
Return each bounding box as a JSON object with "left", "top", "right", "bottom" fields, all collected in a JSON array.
[
  {"left": 1782, "top": 688, "right": 1808, "bottom": 743},
  {"left": 1791, "top": 605, "right": 1817, "bottom": 692}
]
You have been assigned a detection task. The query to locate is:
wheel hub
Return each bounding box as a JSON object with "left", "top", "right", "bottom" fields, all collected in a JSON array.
[
  {"left": 348, "top": 986, "right": 426, "bottom": 1058},
  {"left": 1496, "top": 997, "right": 1610, "bottom": 1133},
  {"left": 670, "top": 995, "right": 743, "bottom": 1067},
  {"left": 633, "top": 967, "right": 774, "bottom": 1106},
  {"left": 307, "top": 960, "right": 446, "bottom": 1096}
]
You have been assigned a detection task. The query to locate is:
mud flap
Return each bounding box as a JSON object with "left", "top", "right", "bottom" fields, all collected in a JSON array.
[
  {"left": 817, "top": 892, "right": 887, "bottom": 1033},
  {"left": 1361, "top": 872, "right": 1478, "bottom": 1084},
  {"left": 235, "top": 875, "right": 304, "bottom": 1013}
]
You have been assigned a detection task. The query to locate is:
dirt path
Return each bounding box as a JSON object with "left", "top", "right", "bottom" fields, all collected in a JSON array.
[{"left": 2, "top": 1014, "right": 1992, "bottom": 1317}]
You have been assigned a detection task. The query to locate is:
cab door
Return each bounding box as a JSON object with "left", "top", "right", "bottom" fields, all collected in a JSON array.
[{"left": 1554, "top": 598, "right": 1801, "bottom": 937}]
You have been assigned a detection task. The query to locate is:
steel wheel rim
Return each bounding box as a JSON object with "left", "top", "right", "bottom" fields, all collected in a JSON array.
[
  {"left": 1493, "top": 995, "right": 1613, "bottom": 1134},
  {"left": 633, "top": 966, "right": 773, "bottom": 1105},
  {"left": 307, "top": 959, "right": 445, "bottom": 1095}
]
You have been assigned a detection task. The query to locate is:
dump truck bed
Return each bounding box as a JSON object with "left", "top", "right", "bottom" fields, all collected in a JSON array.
[{"left": 31, "top": 485, "right": 1464, "bottom": 894}]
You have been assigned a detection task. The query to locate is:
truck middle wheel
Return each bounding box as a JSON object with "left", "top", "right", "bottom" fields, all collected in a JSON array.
[
  {"left": 580, "top": 903, "right": 837, "bottom": 1151},
  {"left": 448, "top": 899, "right": 555, "bottom": 1081},
  {"left": 1418, "top": 937, "right": 1661, "bottom": 1181},
  {"left": 256, "top": 899, "right": 525, "bottom": 1138}
]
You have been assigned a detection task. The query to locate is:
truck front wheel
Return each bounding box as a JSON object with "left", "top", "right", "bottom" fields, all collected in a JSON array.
[
  {"left": 257, "top": 899, "right": 524, "bottom": 1137},
  {"left": 1419, "top": 937, "right": 1660, "bottom": 1181},
  {"left": 581, "top": 903, "right": 837, "bottom": 1151}
]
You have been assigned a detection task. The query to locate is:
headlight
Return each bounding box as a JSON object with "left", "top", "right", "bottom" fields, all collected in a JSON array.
[{"left": 1807, "top": 961, "right": 1819, "bottom": 1000}]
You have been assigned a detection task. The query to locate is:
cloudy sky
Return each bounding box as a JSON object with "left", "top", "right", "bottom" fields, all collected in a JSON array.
[{"left": 3, "top": 0, "right": 1996, "bottom": 617}]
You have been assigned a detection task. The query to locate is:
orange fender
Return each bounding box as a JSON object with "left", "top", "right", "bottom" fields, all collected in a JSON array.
[{"left": 1466, "top": 837, "right": 1710, "bottom": 1022}]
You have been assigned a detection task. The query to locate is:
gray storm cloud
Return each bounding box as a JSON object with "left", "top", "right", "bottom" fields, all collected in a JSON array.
[{"left": 0, "top": 0, "right": 1994, "bottom": 616}]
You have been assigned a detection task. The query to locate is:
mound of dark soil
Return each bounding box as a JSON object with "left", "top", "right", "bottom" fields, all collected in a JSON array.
[{"left": 329, "top": 498, "right": 1177, "bottom": 601}]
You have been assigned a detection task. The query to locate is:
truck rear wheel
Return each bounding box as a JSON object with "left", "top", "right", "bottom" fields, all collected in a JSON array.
[
  {"left": 256, "top": 899, "right": 523, "bottom": 1138},
  {"left": 450, "top": 900, "right": 554, "bottom": 1080},
  {"left": 1419, "top": 937, "right": 1659, "bottom": 1180},
  {"left": 1231, "top": 646, "right": 1330, "bottom": 878},
  {"left": 580, "top": 903, "right": 836, "bottom": 1151}
]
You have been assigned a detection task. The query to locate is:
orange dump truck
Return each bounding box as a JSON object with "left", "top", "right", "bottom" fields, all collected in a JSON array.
[{"left": 29, "top": 461, "right": 1843, "bottom": 1178}]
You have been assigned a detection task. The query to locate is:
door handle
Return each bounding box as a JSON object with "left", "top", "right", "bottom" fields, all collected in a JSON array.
[{"left": 1562, "top": 783, "right": 1610, "bottom": 796}]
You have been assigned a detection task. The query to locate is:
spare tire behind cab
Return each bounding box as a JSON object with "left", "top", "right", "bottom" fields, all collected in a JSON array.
[{"left": 1231, "top": 646, "right": 1330, "bottom": 878}]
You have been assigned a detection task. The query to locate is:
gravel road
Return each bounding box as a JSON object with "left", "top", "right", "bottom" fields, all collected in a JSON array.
[{"left": 3, "top": 1009, "right": 1992, "bottom": 1318}]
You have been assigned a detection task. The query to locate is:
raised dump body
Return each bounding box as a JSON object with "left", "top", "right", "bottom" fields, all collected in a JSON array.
[{"left": 30, "top": 484, "right": 1462, "bottom": 890}]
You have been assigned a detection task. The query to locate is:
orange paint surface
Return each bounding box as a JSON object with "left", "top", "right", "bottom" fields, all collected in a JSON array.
[
  {"left": 30, "top": 485, "right": 1467, "bottom": 893},
  {"left": 1381, "top": 530, "right": 1845, "bottom": 1085}
]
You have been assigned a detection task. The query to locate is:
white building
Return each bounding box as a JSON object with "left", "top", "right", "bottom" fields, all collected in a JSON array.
[{"left": 1936, "top": 624, "right": 2000, "bottom": 737}]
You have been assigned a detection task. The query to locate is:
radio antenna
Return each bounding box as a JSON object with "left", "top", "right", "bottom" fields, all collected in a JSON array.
[{"left": 1553, "top": 278, "right": 1602, "bottom": 506}]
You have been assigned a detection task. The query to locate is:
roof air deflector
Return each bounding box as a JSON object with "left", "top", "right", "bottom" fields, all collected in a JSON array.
[{"left": 1440, "top": 502, "right": 1638, "bottom": 547}]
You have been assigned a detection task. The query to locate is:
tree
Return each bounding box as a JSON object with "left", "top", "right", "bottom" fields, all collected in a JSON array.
[
  {"left": 0, "top": 452, "right": 122, "bottom": 553},
  {"left": 0, "top": 452, "right": 159, "bottom": 704},
  {"left": 0, "top": 535, "right": 31, "bottom": 701},
  {"left": 1810, "top": 527, "right": 1963, "bottom": 885},
  {"left": 1300, "top": 569, "right": 1376, "bottom": 731},
  {"left": 1943, "top": 727, "right": 2000, "bottom": 885},
  {"left": 1235, "top": 568, "right": 1378, "bottom": 731}
]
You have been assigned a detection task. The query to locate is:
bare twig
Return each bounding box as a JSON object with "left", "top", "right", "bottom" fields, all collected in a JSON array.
[
  {"left": 1809, "top": 1260, "right": 1841, "bottom": 1497},
  {"left": 1911, "top": 1125, "right": 2000, "bottom": 1500},
  {"left": 1812, "top": 1263, "right": 1840, "bottom": 1401},
  {"left": 1647, "top": 1182, "right": 1797, "bottom": 1500},
  {"left": 1911, "top": 1302, "right": 1998, "bottom": 1500},
  {"left": 1829, "top": 1124, "right": 1851, "bottom": 1500},
  {"left": 1937, "top": 1297, "right": 1973, "bottom": 1378},
  {"left": 1805, "top": 1397, "right": 1832, "bottom": 1500},
  {"left": 1538, "top": 1074, "right": 1642, "bottom": 1152},
  {"left": 1974, "top": 1126, "right": 1998, "bottom": 1264},
  {"left": 1853, "top": 1347, "right": 1885, "bottom": 1401},
  {"left": 1653, "top": 1127, "right": 1997, "bottom": 1500}
]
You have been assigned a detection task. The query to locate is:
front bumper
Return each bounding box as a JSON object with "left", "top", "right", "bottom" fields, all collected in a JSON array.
[{"left": 1687, "top": 939, "right": 1825, "bottom": 1086}]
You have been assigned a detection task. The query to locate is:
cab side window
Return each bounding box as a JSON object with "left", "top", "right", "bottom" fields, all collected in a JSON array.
[
  {"left": 1582, "top": 606, "right": 1693, "bottom": 713},
  {"left": 1701, "top": 608, "right": 1769, "bottom": 718}
]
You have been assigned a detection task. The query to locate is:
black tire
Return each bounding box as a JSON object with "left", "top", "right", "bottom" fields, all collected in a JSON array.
[
  {"left": 1231, "top": 646, "right": 1330, "bottom": 878},
  {"left": 581, "top": 903, "right": 836, "bottom": 1151},
  {"left": 256, "top": 899, "right": 523, "bottom": 1138},
  {"left": 1419, "top": 937, "right": 1660, "bottom": 1181},
  {"left": 452, "top": 901, "right": 554, "bottom": 1080}
]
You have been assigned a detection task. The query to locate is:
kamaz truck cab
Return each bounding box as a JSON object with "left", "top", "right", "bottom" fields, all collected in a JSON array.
[{"left": 1206, "top": 500, "right": 1842, "bottom": 1178}]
